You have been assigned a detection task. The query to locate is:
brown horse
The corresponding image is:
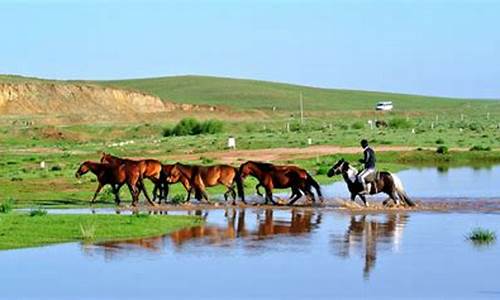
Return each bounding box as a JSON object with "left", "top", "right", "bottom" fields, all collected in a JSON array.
[
  {"left": 239, "top": 161, "right": 322, "bottom": 205},
  {"left": 158, "top": 163, "right": 193, "bottom": 204},
  {"left": 75, "top": 161, "right": 151, "bottom": 206},
  {"left": 166, "top": 163, "right": 245, "bottom": 205},
  {"left": 327, "top": 158, "right": 415, "bottom": 207},
  {"left": 100, "top": 153, "right": 162, "bottom": 202}
]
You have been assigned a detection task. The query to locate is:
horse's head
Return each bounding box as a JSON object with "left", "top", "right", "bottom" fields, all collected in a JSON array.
[
  {"left": 327, "top": 158, "right": 347, "bottom": 177},
  {"left": 238, "top": 161, "right": 253, "bottom": 179},
  {"left": 75, "top": 161, "right": 91, "bottom": 178},
  {"left": 166, "top": 163, "right": 182, "bottom": 183}
]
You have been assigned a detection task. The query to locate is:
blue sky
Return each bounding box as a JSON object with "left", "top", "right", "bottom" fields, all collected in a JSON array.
[{"left": 0, "top": 0, "right": 499, "bottom": 98}]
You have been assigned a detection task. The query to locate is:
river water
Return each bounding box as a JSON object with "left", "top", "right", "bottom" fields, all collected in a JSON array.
[{"left": 1, "top": 165, "right": 499, "bottom": 299}]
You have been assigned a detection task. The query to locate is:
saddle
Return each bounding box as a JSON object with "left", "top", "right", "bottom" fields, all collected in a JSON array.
[{"left": 364, "top": 171, "right": 380, "bottom": 183}]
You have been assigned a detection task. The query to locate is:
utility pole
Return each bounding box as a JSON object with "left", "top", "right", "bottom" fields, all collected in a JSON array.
[{"left": 299, "top": 92, "right": 304, "bottom": 125}]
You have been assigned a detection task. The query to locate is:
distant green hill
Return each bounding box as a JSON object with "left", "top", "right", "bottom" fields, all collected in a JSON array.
[
  {"left": 1, "top": 74, "right": 497, "bottom": 112},
  {"left": 92, "top": 75, "right": 496, "bottom": 111}
]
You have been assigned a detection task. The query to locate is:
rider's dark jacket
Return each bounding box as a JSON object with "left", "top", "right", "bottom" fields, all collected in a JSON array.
[{"left": 361, "top": 147, "right": 376, "bottom": 169}]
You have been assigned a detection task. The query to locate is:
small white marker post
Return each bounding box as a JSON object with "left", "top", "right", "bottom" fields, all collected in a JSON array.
[
  {"left": 227, "top": 136, "right": 236, "bottom": 150},
  {"left": 431, "top": 122, "right": 434, "bottom": 130},
  {"left": 411, "top": 128, "right": 415, "bottom": 134},
  {"left": 307, "top": 138, "right": 312, "bottom": 145},
  {"left": 368, "top": 120, "right": 374, "bottom": 130},
  {"left": 40, "top": 161, "right": 46, "bottom": 169}
]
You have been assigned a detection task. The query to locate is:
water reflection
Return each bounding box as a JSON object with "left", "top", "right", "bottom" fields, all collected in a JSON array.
[
  {"left": 83, "top": 209, "right": 409, "bottom": 279},
  {"left": 331, "top": 214, "right": 409, "bottom": 279},
  {"left": 85, "top": 208, "right": 322, "bottom": 257}
]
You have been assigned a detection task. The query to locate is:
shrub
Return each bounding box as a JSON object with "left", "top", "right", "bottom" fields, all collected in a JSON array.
[
  {"left": 163, "top": 118, "right": 224, "bottom": 136},
  {"left": 467, "top": 228, "right": 496, "bottom": 245},
  {"left": 469, "top": 145, "right": 491, "bottom": 151},
  {"left": 29, "top": 208, "right": 48, "bottom": 217},
  {"left": 50, "top": 165, "right": 62, "bottom": 171},
  {"left": 388, "top": 118, "right": 413, "bottom": 129},
  {"left": 436, "top": 146, "right": 448, "bottom": 154},
  {"left": 200, "top": 156, "right": 214, "bottom": 164},
  {"left": 316, "top": 165, "right": 330, "bottom": 175},
  {"left": 170, "top": 194, "right": 186, "bottom": 205},
  {"left": 351, "top": 121, "right": 364, "bottom": 130},
  {"left": 0, "top": 198, "right": 14, "bottom": 214},
  {"left": 468, "top": 122, "right": 482, "bottom": 131},
  {"left": 435, "top": 138, "right": 445, "bottom": 145}
]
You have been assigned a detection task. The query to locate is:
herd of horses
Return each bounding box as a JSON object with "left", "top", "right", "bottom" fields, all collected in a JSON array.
[{"left": 75, "top": 152, "right": 415, "bottom": 208}]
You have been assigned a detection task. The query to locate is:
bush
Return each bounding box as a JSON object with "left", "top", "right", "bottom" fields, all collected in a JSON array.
[
  {"left": 435, "top": 138, "right": 445, "bottom": 145},
  {"left": 316, "top": 165, "right": 330, "bottom": 175},
  {"left": 50, "top": 165, "right": 62, "bottom": 171},
  {"left": 0, "top": 198, "right": 14, "bottom": 214},
  {"left": 163, "top": 118, "right": 224, "bottom": 137},
  {"left": 388, "top": 118, "right": 413, "bottom": 129},
  {"left": 200, "top": 156, "right": 214, "bottom": 164},
  {"left": 469, "top": 145, "right": 491, "bottom": 151},
  {"left": 436, "top": 146, "right": 448, "bottom": 154},
  {"left": 170, "top": 194, "right": 186, "bottom": 205},
  {"left": 29, "top": 208, "right": 48, "bottom": 217},
  {"left": 351, "top": 121, "right": 364, "bottom": 130}
]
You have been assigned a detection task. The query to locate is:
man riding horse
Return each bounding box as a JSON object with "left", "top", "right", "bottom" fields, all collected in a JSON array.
[{"left": 357, "top": 139, "right": 376, "bottom": 194}]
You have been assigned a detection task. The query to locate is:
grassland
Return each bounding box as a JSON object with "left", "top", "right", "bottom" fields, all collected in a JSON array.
[{"left": 0, "top": 213, "right": 201, "bottom": 250}]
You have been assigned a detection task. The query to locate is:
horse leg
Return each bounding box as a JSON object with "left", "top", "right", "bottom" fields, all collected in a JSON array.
[
  {"left": 288, "top": 188, "right": 303, "bottom": 205},
  {"left": 112, "top": 184, "right": 121, "bottom": 205},
  {"left": 255, "top": 183, "right": 264, "bottom": 197},
  {"left": 265, "top": 187, "right": 277, "bottom": 205},
  {"left": 139, "top": 179, "right": 157, "bottom": 207},
  {"left": 127, "top": 183, "right": 138, "bottom": 207},
  {"left": 390, "top": 191, "right": 401, "bottom": 206},
  {"left": 359, "top": 194, "right": 368, "bottom": 207},
  {"left": 350, "top": 193, "right": 358, "bottom": 205},
  {"left": 90, "top": 183, "right": 104, "bottom": 204}
]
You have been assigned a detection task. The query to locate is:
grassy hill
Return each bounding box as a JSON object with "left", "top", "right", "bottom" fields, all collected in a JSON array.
[
  {"left": 1, "top": 74, "right": 498, "bottom": 113},
  {"left": 92, "top": 75, "right": 498, "bottom": 112}
]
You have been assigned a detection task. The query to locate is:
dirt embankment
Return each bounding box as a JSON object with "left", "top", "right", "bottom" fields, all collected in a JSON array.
[{"left": 0, "top": 82, "right": 212, "bottom": 121}]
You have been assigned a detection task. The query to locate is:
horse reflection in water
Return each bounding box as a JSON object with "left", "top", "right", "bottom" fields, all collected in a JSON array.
[
  {"left": 331, "top": 213, "right": 409, "bottom": 279},
  {"left": 171, "top": 208, "right": 321, "bottom": 247},
  {"left": 83, "top": 208, "right": 321, "bottom": 258}
]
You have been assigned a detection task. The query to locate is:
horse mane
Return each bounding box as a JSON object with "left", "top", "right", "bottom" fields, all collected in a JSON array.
[{"left": 246, "top": 161, "right": 275, "bottom": 172}]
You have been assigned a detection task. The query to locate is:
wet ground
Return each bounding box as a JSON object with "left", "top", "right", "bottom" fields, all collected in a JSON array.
[{"left": 2, "top": 165, "right": 499, "bottom": 299}]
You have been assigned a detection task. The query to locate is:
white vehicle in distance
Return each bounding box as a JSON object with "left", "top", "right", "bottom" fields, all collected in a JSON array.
[{"left": 375, "top": 101, "right": 393, "bottom": 111}]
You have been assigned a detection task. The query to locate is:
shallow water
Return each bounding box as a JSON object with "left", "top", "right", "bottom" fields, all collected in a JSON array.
[
  {"left": 323, "top": 164, "right": 500, "bottom": 199},
  {"left": 1, "top": 208, "right": 499, "bottom": 299}
]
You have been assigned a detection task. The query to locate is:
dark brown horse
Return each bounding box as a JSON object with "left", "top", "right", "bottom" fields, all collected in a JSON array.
[
  {"left": 158, "top": 163, "right": 193, "bottom": 204},
  {"left": 100, "top": 153, "right": 162, "bottom": 202},
  {"left": 166, "top": 163, "right": 245, "bottom": 205},
  {"left": 327, "top": 158, "right": 415, "bottom": 207},
  {"left": 75, "top": 161, "right": 152, "bottom": 206},
  {"left": 238, "top": 161, "right": 322, "bottom": 205}
]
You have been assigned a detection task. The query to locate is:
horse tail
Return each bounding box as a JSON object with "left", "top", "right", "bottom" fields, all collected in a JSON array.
[
  {"left": 391, "top": 174, "right": 416, "bottom": 207},
  {"left": 306, "top": 172, "right": 323, "bottom": 200},
  {"left": 234, "top": 168, "right": 246, "bottom": 203}
]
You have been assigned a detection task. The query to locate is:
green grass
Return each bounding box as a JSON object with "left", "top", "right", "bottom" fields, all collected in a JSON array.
[
  {"left": 467, "top": 228, "right": 496, "bottom": 245},
  {"left": 0, "top": 213, "right": 202, "bottom": 250}
]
